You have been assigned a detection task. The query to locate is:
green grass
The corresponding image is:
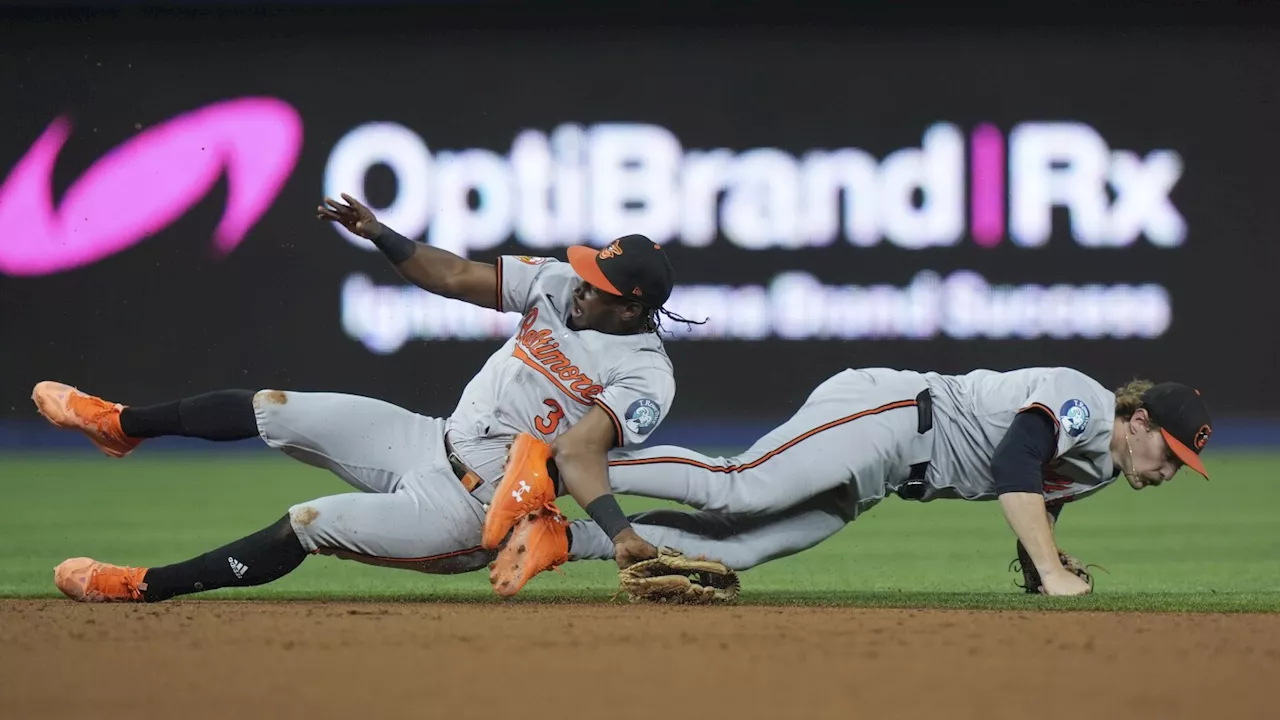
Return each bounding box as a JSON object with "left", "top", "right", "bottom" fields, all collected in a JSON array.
[{"left": 2, "top": 450, "right": 1278, "bottom": 612}]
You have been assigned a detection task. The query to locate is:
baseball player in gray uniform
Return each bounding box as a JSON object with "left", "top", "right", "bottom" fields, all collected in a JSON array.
[
  {"left": 491, "top": 366, "right": 1213, "bottom": 597},
  {"left": 34, "top": 194, "right": 696, "bottom": 603}
]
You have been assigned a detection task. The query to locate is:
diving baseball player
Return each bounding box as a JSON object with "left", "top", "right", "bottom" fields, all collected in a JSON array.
[
  {"left": 488, "top": 367, "right": 1213, "bottom": 597},
  {"left": 33, "top": 194, "right": 695, "bottom": 603}
]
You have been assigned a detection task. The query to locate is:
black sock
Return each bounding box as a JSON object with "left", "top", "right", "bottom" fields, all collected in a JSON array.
[
  {"left": 141, "top": 514, "right": 308, "bottom": 602},
  {"left": 119, "top": 389, "right": 258, "bottom": 441}
]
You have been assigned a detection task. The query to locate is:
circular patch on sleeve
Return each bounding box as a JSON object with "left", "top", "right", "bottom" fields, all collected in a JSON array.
[
  {"left": 624, "top": 398, "right": 662, "bottom": 435},
  {"left": 1058, "top": 399, "right": 1091, "bottom": 437}
]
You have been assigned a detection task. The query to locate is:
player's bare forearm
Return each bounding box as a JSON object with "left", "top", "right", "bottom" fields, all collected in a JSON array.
[
  {"left": 318, "top": 194, "right": 498, "bottom": 309},
  {"left": 999, "top": 492, "right": 1063, "bottom": 576},
  {"left": 390, "top": 242, "right": 498, "bottom": 309},
  {"left": 553, "top": 444, "right": 612, "bottom": 508},
  {"left": 550, "top": 407, "right": 653, "bottom": 566},
  {"left": 550, "top": 408, "right": 617, "bottom": 508}
]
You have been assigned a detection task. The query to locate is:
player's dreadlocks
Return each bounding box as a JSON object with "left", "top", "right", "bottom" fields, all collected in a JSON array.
[{"left": 645, "top": 306, "right": 708, "bottom": 335}]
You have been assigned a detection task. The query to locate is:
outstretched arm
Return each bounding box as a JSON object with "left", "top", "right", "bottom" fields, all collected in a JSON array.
[
  {"left": 318, "top": 194, "right": 499, "bottom": 309},
  {"left": 992, "top": 411, "right": 1091, "bottom": 596},
  {"left": 551, "top": 406, "right": 658, "bottom": 569}
]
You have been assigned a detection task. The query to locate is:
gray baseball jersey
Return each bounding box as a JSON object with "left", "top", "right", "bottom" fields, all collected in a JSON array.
[
  {"left": 445, "top": 255, "right": 677, "bottom": 484},
  {"left": 242, "top": 254, "right": 674, "bottom": 572},
  {"left": 921, "top": 367, "right": 1119, "bottom": 504},
  {"left": 573, "top": 367, "right": 1122, "bottom": 570}
]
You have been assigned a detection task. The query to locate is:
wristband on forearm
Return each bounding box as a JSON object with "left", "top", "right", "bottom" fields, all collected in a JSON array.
[
  {"left": 370, "top": 226, "right": 417, "bottom": 264},
  {"left": 584, "top": 494, "right": 631, "bottom": 540}
]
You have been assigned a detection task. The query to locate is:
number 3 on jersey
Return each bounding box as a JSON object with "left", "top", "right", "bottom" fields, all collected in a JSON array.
[{"left": 535, "top": 399, "right": 565, "bottom": 435}]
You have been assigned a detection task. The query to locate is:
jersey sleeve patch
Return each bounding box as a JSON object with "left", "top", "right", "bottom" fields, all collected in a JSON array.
[
  {"left": 624, "top": 398, "right": 662, "bottom": 436},
  {"left": 1058, "top": 399, "right": 1091, "bottom": 437}
]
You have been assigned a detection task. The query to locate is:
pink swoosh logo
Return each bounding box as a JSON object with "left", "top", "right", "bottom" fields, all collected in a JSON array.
[{"left": 0, "top": 97, "right": 303, "bottom": 276}]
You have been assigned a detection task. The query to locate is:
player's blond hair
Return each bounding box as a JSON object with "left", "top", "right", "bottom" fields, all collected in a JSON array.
[{"left": 1114, "top": 379, "right": 1155, "bottom": 422}]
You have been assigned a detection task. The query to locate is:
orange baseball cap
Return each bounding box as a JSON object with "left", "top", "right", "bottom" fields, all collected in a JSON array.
[
  {"left": 1142, "top": 383, "right": 1213, "bottom": 479},
  {"left": 566, "top": 234, "right": 674, "bottom": 308}
]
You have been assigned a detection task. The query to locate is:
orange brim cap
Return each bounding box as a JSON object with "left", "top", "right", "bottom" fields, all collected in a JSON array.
[
  {"left": 1161, "top": 428, "right": 1209, "bottom": 480},
  {"left": 567, "top": 245, "right": 622, "bottom": 296}
]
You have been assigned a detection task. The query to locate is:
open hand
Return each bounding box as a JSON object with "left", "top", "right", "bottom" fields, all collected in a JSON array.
[{"left": 317, "top": 193, "right": 384, "bottom": 240}]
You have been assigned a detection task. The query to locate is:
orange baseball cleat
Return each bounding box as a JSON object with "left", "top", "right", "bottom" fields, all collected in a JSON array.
[
  {"left": 488, "top": 506, "right": 570, "bottom": 598},
  {"left": 481, "top": 433, "right": 557, "bottom": 550},
  {"left": 53, "top": 558, "right": 149, "bottom": 603},
  {"left": 31, "top": 381, "right": 141, "bottom": 458}
]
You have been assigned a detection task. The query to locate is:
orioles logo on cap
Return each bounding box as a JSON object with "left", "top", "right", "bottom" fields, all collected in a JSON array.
[
  {"left": 1194, "top": 424, "right": 1212, "bottom": 451},
  {"left": 598, "top": 241, "right": 623, "bottom": 260}
]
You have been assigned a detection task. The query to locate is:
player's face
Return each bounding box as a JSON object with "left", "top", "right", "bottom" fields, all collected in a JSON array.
[
  {"left": 570, "top": 280, "right": 630, "bottom": 332},
  {"left": 1123, "top": 422, "right": 1183, "bottom": 490}
]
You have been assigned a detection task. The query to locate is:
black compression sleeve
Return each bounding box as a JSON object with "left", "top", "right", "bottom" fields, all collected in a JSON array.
[{"left": 991, "top": 411, "right": 1058, "bottom": 495}]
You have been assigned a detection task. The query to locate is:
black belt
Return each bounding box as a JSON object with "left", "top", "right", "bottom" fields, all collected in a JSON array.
[
  {"left": 897, "top": 389, "right": 933, "bottom": 501},
  {"left": 444, "top": 433, "right": 484, "bottom": 493}
]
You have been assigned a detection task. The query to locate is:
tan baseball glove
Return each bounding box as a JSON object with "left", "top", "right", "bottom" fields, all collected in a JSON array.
[
  {"left": 617, "top": 547, "right": 741, "bottom": 604},
  {"left": 1010, "top": 540, "right": 1106, "bottom": 594}
]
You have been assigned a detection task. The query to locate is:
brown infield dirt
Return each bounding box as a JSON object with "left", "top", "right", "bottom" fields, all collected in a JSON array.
[{"left": 1, "top": 600, "right": 1277, "bottom": 720}]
